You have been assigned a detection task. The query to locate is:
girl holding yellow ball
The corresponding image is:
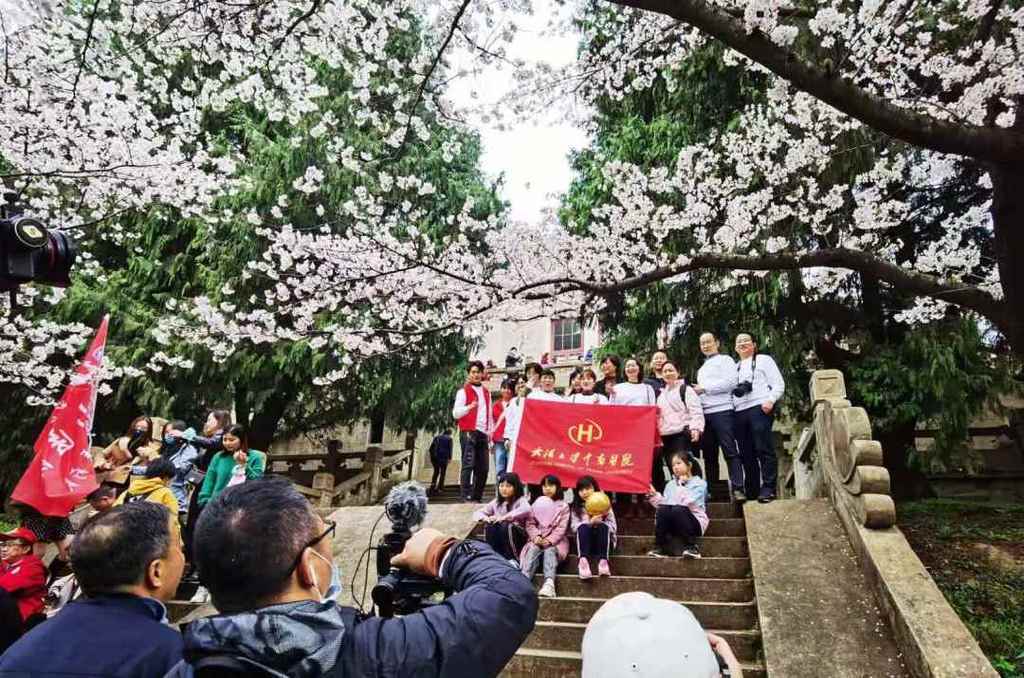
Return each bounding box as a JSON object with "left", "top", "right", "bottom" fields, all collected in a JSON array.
[{"left": 570, "top": 476, "right": 618, "bottom": 580}]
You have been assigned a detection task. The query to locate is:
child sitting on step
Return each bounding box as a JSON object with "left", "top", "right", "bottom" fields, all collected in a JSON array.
[
  {"left": 474, "top": 473, "right": 531, "bottom": 564},
  {"left": 521, "top": 474, "right": 571, "bottom": 598},
  {"left": 570, "top": 476, "right": 617, "bottom": 579},
  {"left": 645, "top": 452, "right": 708, "bottom": 559}
]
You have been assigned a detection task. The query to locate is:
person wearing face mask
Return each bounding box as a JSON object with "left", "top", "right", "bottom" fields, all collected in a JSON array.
[
  {"left": 158, "top": 420, "right": 200, "bottom": 517},
  {"left": 95, "top": 416, "right": 161, "bottom": 487},
  {"left": 166, "top": 478, "right": 538, "bottom": 678}
]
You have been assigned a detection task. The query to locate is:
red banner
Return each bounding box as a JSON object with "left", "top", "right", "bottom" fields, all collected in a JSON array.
[
  {"left": 511, "top": 399, "right": 657, "bottom": 493},
  {"left": 12, "top": 316, "right": 108, "bottom": 516}
]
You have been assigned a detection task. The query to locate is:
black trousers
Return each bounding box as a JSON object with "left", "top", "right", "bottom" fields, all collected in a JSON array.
[
  {"left": 459, "top": 431, "right": 489, "bottom": 501},
  {"left": 430, "top": 461, "right": 448, "bottom": 490},
  {"left": 655, "top": 504, "right": 702, "bottom": 552},
  {"left": 0, "top": 588, "right": 24, "bottom": 655},
  {"left": 699, "top": 411, "right": 745, "bottom": 492},
  {"left": 484, "top": 522, "right": 528, "bottom": 561},
  {"left": 576, "top": 522, "right": 611, "bottom": 561},
  {"left": 735, "top": 406, "right": 777, "bottom": 497},
  {"left": 654, "top": 432, "right": 701, "bottom": 493}
]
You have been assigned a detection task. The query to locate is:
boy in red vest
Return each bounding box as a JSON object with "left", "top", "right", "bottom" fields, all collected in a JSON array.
[{"left": 451, "top": 361, "right": 493, "bottom": 502}]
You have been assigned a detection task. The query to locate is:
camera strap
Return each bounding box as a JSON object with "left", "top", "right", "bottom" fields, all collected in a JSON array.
[{"left": 736, "top": 354, "right": 757, "bottom": 386}]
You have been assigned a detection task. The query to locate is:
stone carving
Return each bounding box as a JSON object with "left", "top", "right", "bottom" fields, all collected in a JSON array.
[{"left": 810, "top": 369, "right": 896, "bottom": 529}]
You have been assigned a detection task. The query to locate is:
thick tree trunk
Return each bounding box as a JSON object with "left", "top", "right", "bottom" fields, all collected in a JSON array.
[
  {"left": 876, "top": 422, "right": 934, "bottom": 501},
  {"left": 990, "top": 163, "right": 1024, "bottom": 352}
]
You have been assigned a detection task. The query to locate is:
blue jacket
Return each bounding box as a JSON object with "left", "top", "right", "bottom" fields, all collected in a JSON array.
[
  {"left": 0, "top": 593, "right": 183, "bottom": 677},
  {"left": 165, "top": 540, "right": 537, "bottom": 678}
]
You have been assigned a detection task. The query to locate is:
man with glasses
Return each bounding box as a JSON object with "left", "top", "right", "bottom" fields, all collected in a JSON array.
[
  {"left": 167, "top": 477, "right": 537, "bottom": 677},
  {"left": 732, "top": 333, "right": 785, "bottom": 503}
]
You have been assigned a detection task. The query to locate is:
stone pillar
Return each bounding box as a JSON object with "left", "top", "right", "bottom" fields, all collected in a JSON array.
[
  {"left": 364, "top": 444, "right": 384, "bottom": 503},
  {"left": 312, "top": 472, "right": 335, "bottom": 509}
]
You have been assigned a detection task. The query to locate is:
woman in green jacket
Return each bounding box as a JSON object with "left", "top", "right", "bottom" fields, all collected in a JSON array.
[{"left": 197, "top": 424, "right": 266, "bottom": 507}]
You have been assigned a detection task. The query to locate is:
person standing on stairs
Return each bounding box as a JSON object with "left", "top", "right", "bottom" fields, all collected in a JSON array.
[
  {"left": 521, "top": 475, "right": 571, "bottom": 598},
  {"left": 732, "top": 333, "right": 785, "bottom": 504},
  {"left": 452, "top": 361, "right": 493, "bottom": 502},
  {"left": 693, "top": 332, "right": 746, "bottom": 503},
  {"left": 655, "top": 361, "right": 704, "bottom": 494},
  {"left": 427, "top": 430, "right": 453, "bottom": 495},
  {"left": 568, "top": 368, "right": 609, "bottom": 405},
  {"left": 645, "top": 452, "right": 708, "bottom": 559},
  {"left": 491, "top": 379, "right": 515, "bottom": 489},
  {"left": 644, "top": 350, "right": 669, "bottom": 397},
  {"left": 474, "top": 472, "right": 531, "bottom": 565},
  {"left": 570, "top": 476, "right": 617, "bottom": 579}
]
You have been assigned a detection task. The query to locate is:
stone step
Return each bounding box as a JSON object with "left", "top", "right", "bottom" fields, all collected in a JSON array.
[
  {"left": 537, "top": 596, "right": 759, "bottom": 630},
  {"left": 502, "top": 648, "right": 766, "bottom": 678},
  {"left": 615, "top": 517, "right": 745, "bottom": 537},
  {"left": 563, "top": 555, "right": 750, "bottom": 579},
  {"left": 612, "top": 535, "right": 748, "bottom": 557},
  {"left": 533, "top": 574, "right": 754, "bottom": 602},
  {"left": 523, "top": 622, "right": 762, "bottom": 661},
  {"left": 610, "top": 501, "right": 742, "bottom": 520}
]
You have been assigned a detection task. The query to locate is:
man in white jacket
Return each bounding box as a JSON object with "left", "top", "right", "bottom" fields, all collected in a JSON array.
[
  {"left": 451, "top": 361, "right": 493, "bottom": 502},
  {"left": 733, "top": 333, "right": 785, "bottom": 503},
  {"left": 693, "top": 332, "right": 746, "bottom": 503}
]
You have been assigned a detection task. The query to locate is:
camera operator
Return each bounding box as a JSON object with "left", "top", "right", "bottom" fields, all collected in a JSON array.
[
  {"left": 165, "top": 478, "right": 538, "bottom": 678},
  {"left": 732, "top": 333, "right": 785, "bottom": 503}
]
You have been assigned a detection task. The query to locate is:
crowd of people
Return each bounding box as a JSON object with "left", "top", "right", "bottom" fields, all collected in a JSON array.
[
  {"left": 444, "top": 331, "right": 785, "bottom": 506},
  {"left": 444, "top": 330, "right": 785, "bottom": 600},
  {"left": 0, "top": 409, "right": 269, "bottom": 654}
]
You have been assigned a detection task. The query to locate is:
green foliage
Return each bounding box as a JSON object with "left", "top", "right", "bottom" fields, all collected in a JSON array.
[{"left": 901, "top": 500, "right": 1024, "bottom": 677}]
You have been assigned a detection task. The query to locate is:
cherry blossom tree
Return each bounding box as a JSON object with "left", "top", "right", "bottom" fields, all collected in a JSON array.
[{"left": 2, "top": 0, "right": 1023, "bottom": 400}]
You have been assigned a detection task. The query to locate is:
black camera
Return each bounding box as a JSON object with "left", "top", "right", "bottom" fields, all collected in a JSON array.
[
  {"left": 370, "top": 482, "right": 450, "bottom": 618},
  {"left": 732, "top": 381, "right": 753, "bottom": 398},
  {"left": 0, "top": 199, "right": 76, "bottom": 292}
]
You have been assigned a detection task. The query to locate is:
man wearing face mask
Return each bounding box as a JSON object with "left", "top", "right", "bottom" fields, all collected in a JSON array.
[{"left": 166, "top": 477, "right": 538, "bottom": 678}]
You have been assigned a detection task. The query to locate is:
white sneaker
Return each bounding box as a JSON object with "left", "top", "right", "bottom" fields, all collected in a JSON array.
[
  {"left": 189, "top": 586, "right": 209, "bottom": 603},
  {"left": 538, "top": 579, "right": 556, "bottom": 598}
]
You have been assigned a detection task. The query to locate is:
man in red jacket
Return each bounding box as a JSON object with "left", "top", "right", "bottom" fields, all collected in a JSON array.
[{"left": 0, "top": 527, "right": 47, "bottom": 652}]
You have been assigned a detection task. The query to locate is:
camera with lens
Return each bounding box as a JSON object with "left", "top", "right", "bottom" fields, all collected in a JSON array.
[
  {"left": 371, "top": 482, "right": 451, "bottom": 618},
  {"left": 0, "top": 196, "right": 76, "bottom": 292},
  {"left": 732, "top": 381, "right": 753, "bottom": 398}
]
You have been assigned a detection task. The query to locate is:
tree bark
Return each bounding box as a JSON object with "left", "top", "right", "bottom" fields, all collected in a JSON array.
[
  {"left": 876, "top": 422, "right": 934, "bottom": 501},
  {"left": 989, "top": 163, "right": 1024, "bottom": 352}
]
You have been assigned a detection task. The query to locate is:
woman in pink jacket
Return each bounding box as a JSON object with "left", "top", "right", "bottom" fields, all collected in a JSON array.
[
  {"left": 654, "top": 360, "right": 705, "bottom": 492},
  {"left": 520, "top": 475, "right": 570, "bottom": 599}
]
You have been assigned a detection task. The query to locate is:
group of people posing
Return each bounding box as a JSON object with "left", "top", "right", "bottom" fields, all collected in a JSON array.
[
  {"left": 441, "top": 331, "right": 785, "bottom": 599},
  {"left": 0, "top": 409, "right": 268, "bottom": 652}
]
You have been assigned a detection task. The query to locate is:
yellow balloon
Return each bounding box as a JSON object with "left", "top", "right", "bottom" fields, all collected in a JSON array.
[{"left": 585, "top": 491, "right": 611, "bottom": 516}]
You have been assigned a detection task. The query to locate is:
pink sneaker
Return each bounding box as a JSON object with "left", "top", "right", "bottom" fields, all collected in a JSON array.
[
  {"left": 578, "top": 557, "right": 593, "bottom": 580},
  {"left": 598, "top": 559, "right": 611, "bottom": 577}
]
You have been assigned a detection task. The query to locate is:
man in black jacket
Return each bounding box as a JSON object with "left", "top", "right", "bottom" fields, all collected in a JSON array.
[{"left": 165, "top": 478, "right": 537, "bottom": 678}]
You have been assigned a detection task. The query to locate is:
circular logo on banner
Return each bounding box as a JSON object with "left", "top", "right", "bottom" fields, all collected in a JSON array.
[{"left": 568, "top": 419, "right": 604, "bottom": 445}]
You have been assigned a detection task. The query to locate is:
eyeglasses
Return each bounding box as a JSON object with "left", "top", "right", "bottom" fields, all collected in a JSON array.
[{"left": 282, "top": 519, "right": 336, "bottom": 579}]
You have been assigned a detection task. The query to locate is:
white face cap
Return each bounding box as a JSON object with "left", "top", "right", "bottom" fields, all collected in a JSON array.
[{"left": 581, "top": 592, "right": 720, "bottom": 678}]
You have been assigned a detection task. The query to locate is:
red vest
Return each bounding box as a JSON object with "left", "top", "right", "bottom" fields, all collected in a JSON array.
[
  {"left": 492, "top": 400, "right": 508, "bottom": 442},
  {"left": 458, "top": 383, "right": 491, "bottom": 433}
]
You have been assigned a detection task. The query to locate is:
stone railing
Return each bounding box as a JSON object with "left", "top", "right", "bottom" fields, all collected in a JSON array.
[
  {"left": 793, "top": 369, "right": 895, "bottom": 528},
  {"left": 295, "top": 434, "right": 418, "bottom": 509}
]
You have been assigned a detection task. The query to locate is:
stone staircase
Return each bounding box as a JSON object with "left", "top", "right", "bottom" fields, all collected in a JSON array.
[{"left": 502, "top": 481, "right": 766, "bottom": 677}]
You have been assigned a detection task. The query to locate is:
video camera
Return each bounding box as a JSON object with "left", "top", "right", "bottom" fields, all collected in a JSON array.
[
  {"left": 0, "top": 196, "right": 76, "bottom": 292},
  {"left": 371, "top": 482, "right": 451, "bottom": 617}
]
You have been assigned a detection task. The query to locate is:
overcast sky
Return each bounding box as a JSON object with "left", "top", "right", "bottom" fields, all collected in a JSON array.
[{"left": 445, "top": 2, "right": 589, "bottom": 224}]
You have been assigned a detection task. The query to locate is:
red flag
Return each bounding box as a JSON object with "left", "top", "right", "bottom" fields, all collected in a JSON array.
[
  {"left": 12, "top": 316, "right": 109, "bottom": 516},
  {"left": 512, "top": 399, "right": 657, "bottom": 493}
]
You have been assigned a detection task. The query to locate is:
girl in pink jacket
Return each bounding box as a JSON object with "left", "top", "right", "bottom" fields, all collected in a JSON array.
[
  {"left": 520, "top": 474, "right": 570, "bottom": 599},
  {"left": 655, "top": 360, "right": 705, "bottom": 490}
]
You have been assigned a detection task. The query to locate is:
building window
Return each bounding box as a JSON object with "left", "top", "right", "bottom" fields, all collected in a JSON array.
[{"left": 552, "top": 318, "right": 582, "bottom": 355}]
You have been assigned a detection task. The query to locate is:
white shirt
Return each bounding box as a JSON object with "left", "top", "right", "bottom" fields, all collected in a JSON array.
[
  {"left": 568, "top": 392, "right": 608, "bottom": 405},
  {"left": 452, "top": 384, "right": 490, "bottom": 433},
  {"left": 733, "top": 353, "right": 785, "bottom": 411},
  {"left": 527, "top": 390, "right": 564, "bottom": 403},
  {"left": 696, "top": 353, "right": 738, "bottom": 414},
  {"left": 609, "top": 381, "right": 656, "bottom": 406}
]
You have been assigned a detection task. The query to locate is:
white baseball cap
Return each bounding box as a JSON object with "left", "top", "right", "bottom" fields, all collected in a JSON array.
[{"left": 581, "top": 592, "right": 720, "bottom": 678}]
